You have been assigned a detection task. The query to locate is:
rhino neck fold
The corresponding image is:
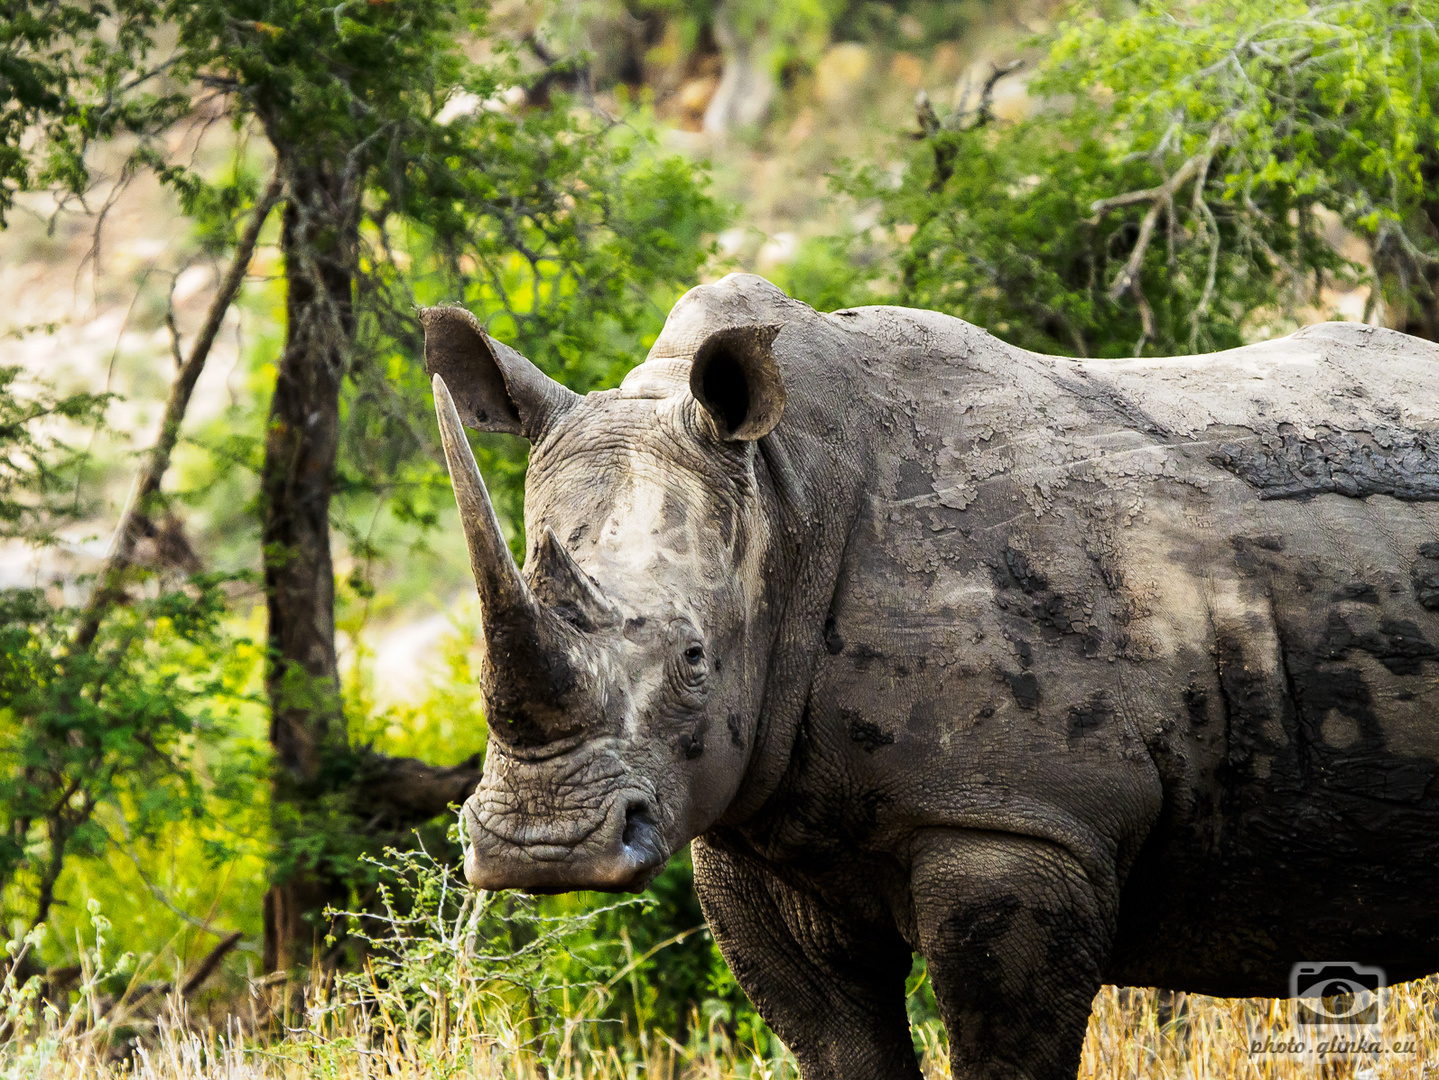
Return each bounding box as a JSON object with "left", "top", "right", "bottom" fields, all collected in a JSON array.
[{"left": 716, "top": 359, "right": 877, "bottom": 828}]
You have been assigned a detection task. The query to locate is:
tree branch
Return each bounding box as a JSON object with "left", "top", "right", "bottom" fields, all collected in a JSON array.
[
  {"left": 352, "top": 750, "right": 483, "bottom": 828},
  {"left": 1091, "top": 148, "right": 1207, "bottom": 221},
  {"left": 1095, "top": 132, "right": 1224, "bottom": 305},
  {"left": 181, "top": 930, "right": 244, "bottom": 997},
  {"left": 953, "top": 59, "right": 1024, "bottom": 130},
  {"left": 74, "top": 171, "right": 283, "bottom": 652}
]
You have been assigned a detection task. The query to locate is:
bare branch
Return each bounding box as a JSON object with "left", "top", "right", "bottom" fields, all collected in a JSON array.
[
  {"left": 181, "top": 931, "right": 244, "bottom": 997},
  {"left": 164, "top": 282, "right": 185, "bottom": 370},
  {"left": 1107, "top": 195, "right": 1165, "bottom": 303},
  {"left": 353, "top": 751, "right": 484, "bottom": 829},
  {"left": 1097, "top": 128, "right": 1228, "bottom": 305},
  {"left": 973, "top": 59, "right": 1024, "bottom": 128},
  {"left": 74, "top": 171, "right": 284, "bottom": 652},
  {"left": 1131, "top": 277, "right": 1156, "bottom": 356},
  {"left": 914, "top": 90, "right": 941, "bottom": 138},
  {"left": 1091, "top": 149, "right": 1208, "bottom": 221},
  {"left": 1188, "top": 198, "right": 1222, "bottom": 352},
  {"left": 944, "top": 59, "right": 1024, "bottom": 132}
]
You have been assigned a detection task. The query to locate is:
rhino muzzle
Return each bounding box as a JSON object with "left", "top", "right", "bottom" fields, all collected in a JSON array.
[{"left": 462, "top": 778, "right": 666, "bottom": 893}]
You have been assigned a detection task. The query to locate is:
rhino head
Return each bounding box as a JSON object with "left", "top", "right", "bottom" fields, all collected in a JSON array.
[{"left": 422, "top": 290, "right": 788, "bottom": 893}]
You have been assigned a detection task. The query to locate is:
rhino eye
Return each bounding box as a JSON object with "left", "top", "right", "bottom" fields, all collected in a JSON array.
[{"left": 683, "top": 645, "right": 705, "bottom": 665}]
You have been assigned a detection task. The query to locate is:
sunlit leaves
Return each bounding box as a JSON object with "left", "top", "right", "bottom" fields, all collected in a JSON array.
[{"left": 848, "top": 0, "right": 1439, "bottom": 356}]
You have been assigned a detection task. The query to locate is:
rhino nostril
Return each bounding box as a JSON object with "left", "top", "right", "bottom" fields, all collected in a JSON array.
[{"left": 622, "top": 802, "right": 656, "bottom": 849}]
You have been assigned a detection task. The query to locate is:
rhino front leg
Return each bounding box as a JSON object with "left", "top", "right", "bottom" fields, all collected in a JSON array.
[
  {"left": 693, "top": 836, "right": 922, "bottom": 1080},
  {"left": 911, "top": 830, "right": 1113, "bottom": 1080}
]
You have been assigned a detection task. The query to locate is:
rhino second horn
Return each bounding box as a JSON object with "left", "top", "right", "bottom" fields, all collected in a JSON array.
[
  {"left": 531, "top": 526, "right": 622, "bottom": 630},
  {"left": 434, "top": 374, "right": 583, "bottom": 747}
]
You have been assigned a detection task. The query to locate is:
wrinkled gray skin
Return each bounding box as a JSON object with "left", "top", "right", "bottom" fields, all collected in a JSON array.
[{"left": 420, "top": 274, "right": 1439, "bottom": 1080}]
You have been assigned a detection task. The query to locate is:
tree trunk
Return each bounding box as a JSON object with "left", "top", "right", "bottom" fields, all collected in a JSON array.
[
  {"left": 257, "top": 159, "right": 486, "bottom": 972},
  {"left": 702, "top": 0, "right": 775, "bottom": 134},
  {"left": 261, "top": 161, "right": 356, "bottom": 973}
]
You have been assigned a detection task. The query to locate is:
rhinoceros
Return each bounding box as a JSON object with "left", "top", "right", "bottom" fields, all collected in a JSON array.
[{"left": 420, "top": 274, "right": 1439, "bottom": 1080}]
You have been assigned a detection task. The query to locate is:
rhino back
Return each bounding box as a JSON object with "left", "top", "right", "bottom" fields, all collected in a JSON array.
[
  {"left": 1065, "top": 323, "right": 1439, "bottom": 990},
  {"left": 781, "top": 306, "right": 1439, "bottom": 994}
]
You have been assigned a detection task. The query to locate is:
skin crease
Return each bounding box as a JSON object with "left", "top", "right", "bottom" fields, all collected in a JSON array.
[{"left": 423, "top": 275, "right": 1439, "bottom": 1080}]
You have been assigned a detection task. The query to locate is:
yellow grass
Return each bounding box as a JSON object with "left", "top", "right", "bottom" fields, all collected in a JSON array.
[
  {"left": 1074, "top": 981, "right": 1437, "bottom": 1080},
  {"left": 9, "top": 978, "right": 1437, "bottom": 1079}
]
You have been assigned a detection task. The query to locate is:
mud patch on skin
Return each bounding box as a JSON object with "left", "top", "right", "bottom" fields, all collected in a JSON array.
[
  {"left": 726, "top": 711, "right": 744, "bottom": 748},
  {"left": 1007, "top": 671, "right": 1039, "bottom": 710},
  {"left": 1004, "top": 546, "right": 1049, "bottom": 594},
  {"left": 844, "top": 709, "right": 895, "bottom": 752},
  {"left": 1182, "top": 681, "right": 1209, "bottom": 725},
  {"left": 1416, "top": 572, "right": 1439, "bottom": 611},
  {"left": 1229, "top": 535, "right": 1286, "bottom": 578},
  {"left": 1207, "top": 423, "right": 1439, "bottom": 501},
  {"left": 851, "top": 643, "right": 883, "bottom": 671},
  {"left": 1068, "top": 691, "right": 1114, "bottom": 739},
  {"left": 1332, "top": 582, "right": 1380, "bottom": 604},
  {"left": 1291, "top": 661, "right": 1437, "bottom": 803},
  {"left": 1416, "top": 543, "right": 1439, "bottom": 610},
  {"left": 679, "top": 723, "right": 706, "bottom": 759},
  {"left": 1326, "top": 612, "right": 1439, "bottom": 676}
]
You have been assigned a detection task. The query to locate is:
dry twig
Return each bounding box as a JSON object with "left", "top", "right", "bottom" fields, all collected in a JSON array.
[{"left": 74, "top": 171, "right": 283, "bottom": 651}]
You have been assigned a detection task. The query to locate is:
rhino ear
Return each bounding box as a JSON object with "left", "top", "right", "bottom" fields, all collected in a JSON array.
[
  {"left": 689, "top": 325, "right": 786, "bottom": 441},
  {"left": 421, "top": 305, "right": 578, "bottom": 439}
]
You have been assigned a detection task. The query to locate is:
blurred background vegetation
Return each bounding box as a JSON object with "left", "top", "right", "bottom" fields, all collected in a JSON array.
[{"left": 1, "top": 0, "right": 1436, "bottom": 1072}]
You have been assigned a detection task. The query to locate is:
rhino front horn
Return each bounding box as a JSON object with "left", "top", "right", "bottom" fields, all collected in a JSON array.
[
  {"left": 434, "top": 373, "right": 535, "bottom": 624},
  {"left": 433, "top": 373, "right": 584, "bottom": 748}
]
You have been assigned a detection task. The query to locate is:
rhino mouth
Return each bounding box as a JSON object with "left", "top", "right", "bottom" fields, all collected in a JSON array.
[{"left": 462, "top": 758, "right": 668, "bottom": 893}]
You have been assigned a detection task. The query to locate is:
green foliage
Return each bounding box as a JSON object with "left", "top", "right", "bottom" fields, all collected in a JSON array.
[
  {"left": 844, "top": 0, "right": 1439, "bottom": 356},
  {"left": 0, "top": 903, "right": 137, "bottom": 1074},
  {"left": 314, "top": 832, "right": 793, "bottom": 1073},
  {"left": 628, "top": 0, "right": 847, "bottom": 82},
  {"left": 341, "top": 105, "right": 723, "bottom": 563},
  {"left": 836, "top": 1, "right": 982, "bottom": 46},
  {"left": 0, "top": 571, "right": 256, "bottom": 936},
  {"left": 322, "top": 832, "right": 630, "bottom": 1061},
  {"left": 767, "top": 233, "right": 874, "bottom": 314},
  {"left": 0, "top": 841, "right": 797, "bottom": 1077},
  {"left": 0, "top": 372, "right": 258, "bottom": 951},
  {"left": 0, "top": 363, "right": 107, "bottom": 544},
  {"left": 1, "top": 0, "right": 723, "bottom": 966},
  {"left": 0, "top": 0, "right": 185, "bottom": 227}
]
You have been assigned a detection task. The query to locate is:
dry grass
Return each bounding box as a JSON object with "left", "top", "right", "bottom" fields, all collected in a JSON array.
[
  {"left": 1074, "top": 980, "right": 1438, "bottom": 1080},
  {"left": 8, "top": 977, "right": 1437, "bottom": 1079},
  {"left": 9, "top": 859, "right": 1434, "bottom": 1080}
]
